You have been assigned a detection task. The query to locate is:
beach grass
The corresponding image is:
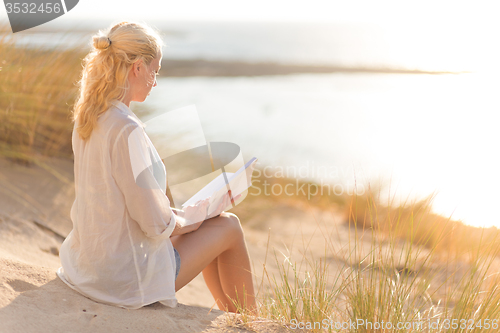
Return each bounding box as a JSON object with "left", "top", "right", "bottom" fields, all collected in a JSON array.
[
  {"left": 0, "top": 27, "right": 84, "bottom": 164},
  {"left": 245, "top": 187, "right": 500, "bottom": 332},
  {"left": 236, "top": 171, "right": 500, "bottom": 259}
]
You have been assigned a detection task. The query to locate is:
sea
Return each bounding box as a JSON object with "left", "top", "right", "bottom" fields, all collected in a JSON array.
[{"left": 8, "top": 20, "right": 500, "bottom": 228}]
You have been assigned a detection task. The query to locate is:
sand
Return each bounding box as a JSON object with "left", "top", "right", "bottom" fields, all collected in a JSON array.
[{"left": 0, "top": 156, "right": 296, "bottom": 332}]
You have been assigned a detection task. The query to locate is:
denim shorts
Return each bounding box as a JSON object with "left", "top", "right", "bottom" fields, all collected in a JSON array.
[{"left": 173, "top": 247, "right": 181, "bottom": 280}]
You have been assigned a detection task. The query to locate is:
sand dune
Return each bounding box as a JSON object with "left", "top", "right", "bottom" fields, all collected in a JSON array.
[
  {"left": 2, "top": 154, "right": 473, "bottom": 332},
  {"left": 0, "top": 157, "right": 292, "bottom": 332}
]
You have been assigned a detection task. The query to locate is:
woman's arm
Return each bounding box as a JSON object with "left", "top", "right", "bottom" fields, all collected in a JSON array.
[{"left": 111, "top": 123, "right": 176, "bottom": 240}]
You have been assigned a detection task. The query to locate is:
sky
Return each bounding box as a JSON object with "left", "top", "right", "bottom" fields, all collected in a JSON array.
[
  {"left": 1, "top": 0, "right": 499, "bottom": 26},
  {"left": 2, "top": 0, "right": 499, "bottom": 71},
  {"left": 72, "top": 0, "right": 498, "bottom": 25},
  {"left": 55, "top": 0, "right": 489, "bottom": 23}
]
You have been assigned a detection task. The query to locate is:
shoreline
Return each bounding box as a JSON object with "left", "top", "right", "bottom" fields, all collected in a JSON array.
[{"left": 160, "top": 58, "right": 466, "bottom": 77}]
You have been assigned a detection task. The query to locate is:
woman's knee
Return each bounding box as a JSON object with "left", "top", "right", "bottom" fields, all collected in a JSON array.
[{"left": 220, "top": 212, "right": 244, "bottom": 240}]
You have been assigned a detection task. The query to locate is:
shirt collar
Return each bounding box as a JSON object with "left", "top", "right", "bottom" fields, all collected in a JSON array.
[{"left": 111, "top": 100, "right": 147, "bottom": 128}]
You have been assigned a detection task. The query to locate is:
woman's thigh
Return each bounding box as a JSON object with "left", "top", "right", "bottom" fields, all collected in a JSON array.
[{"left": 170, "top": 212, "right": 243, "bottom": 291}]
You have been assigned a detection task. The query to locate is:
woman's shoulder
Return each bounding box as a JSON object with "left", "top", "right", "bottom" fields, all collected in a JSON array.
[{"left": 99, "top": 103, "right": 142, "bottom": 139}]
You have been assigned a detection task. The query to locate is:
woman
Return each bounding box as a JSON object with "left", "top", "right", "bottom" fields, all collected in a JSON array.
[{"left": 56, "top": 21, "right": 256, "bottom": 314}]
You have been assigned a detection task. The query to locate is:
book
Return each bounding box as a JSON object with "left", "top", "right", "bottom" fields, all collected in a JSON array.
[{"left": 181, "top": 157, "right": 258, "bottom": 219}]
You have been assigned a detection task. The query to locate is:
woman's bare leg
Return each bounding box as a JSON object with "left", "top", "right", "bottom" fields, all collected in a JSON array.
[{"left": 170, "top": 212, "right": 256, "bottom": 313}]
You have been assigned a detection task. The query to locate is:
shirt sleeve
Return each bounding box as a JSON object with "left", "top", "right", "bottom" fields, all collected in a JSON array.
[{"left": 110, "top": 123, "right": 176, "bottom": 241}]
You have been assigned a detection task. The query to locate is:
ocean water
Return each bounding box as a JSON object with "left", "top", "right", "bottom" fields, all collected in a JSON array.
[{"left": 142, "top": 72, "right": 500, "bottom": 228}]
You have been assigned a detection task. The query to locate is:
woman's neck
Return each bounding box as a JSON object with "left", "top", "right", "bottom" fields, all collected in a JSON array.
[{"left": 121, "top": 95, "right": 132, "bottom": 108}]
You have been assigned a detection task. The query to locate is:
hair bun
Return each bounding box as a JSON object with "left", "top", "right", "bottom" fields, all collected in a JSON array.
[{"left": 93, "top": 36, "right": 112, "bottom": 50}]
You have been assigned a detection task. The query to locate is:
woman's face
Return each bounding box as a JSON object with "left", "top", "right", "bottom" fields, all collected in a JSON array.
[{"left": 133, "top": 53, "right": 162, "bottom": 103}]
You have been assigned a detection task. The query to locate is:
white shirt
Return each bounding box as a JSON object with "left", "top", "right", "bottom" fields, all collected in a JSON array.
[{"left": 57, "top": 100, "right": 178, "bottom": 309}]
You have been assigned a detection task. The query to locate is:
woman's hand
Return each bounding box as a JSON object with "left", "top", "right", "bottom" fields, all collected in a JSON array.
[
  {"left": 170, "top": 191, "right": 241, "bottom": 236},
  {"left": 207, "top": 190, "right": 241, "bottom": 219},
  {"left": 183, "top": 198, "right": 210, "bottom": 225},
  {"left": 170, "top": 198, "right": 210, "bottom": 237}
]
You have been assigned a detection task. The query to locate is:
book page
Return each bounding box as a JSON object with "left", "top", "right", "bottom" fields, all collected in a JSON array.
[
  {"left": 181, "top": 158, "right": 258, "bottom": 216},
  {"left": 181, "top": 172, "right": 234, "bottom": 208}
]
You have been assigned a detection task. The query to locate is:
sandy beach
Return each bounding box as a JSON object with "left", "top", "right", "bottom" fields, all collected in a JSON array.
[{"left": 0, "top": 155, "right": 325, "bottom": 332}]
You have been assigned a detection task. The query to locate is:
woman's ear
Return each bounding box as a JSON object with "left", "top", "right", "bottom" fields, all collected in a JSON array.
[{"left": 132, "top": 59, "right": 144, "bottom": 77}]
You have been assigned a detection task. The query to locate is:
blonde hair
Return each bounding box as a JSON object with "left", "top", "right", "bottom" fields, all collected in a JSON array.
[{"left": 73, "top": 21, "right": 164, "bottom": 140}]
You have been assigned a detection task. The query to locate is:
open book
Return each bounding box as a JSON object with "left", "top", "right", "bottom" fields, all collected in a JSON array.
[{"left": 181, "top": 157, "right": 258, "bottom": 218}]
